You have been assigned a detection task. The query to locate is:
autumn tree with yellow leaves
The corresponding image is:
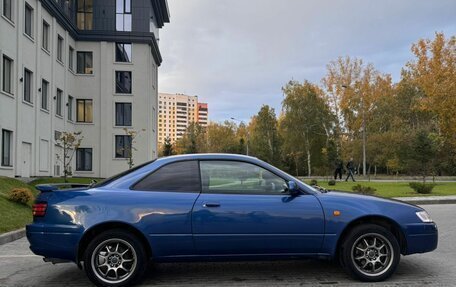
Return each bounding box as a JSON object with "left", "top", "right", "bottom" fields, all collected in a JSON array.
[{"left": 405, "top": 33, "right": 456, "bottom": 147}]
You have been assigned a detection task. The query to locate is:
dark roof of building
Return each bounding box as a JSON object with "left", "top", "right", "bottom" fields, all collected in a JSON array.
[{"left": 153, "top": 0, "right": 171, "bottom": 28}]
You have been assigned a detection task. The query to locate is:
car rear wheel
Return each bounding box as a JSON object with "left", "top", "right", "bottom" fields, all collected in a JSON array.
[
  {"left": 84, "top": 229, "right": 148, "bottom": 287},
  {"left": 340, "top": 224, "right": 400, "bottom": 282}
]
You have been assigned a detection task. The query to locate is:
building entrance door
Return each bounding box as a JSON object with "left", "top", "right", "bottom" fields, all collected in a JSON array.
[{"left": 21, "top": 142, "right": 32, "bottom": 178}]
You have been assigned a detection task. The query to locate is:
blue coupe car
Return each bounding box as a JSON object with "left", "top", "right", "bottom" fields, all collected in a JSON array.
[{"left": 27, "top": 154, "right": 438, "bottom": 286}]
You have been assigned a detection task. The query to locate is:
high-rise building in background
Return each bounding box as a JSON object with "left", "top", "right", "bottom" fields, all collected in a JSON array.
[
  {"left": 197, "top": 102, "right": 208, "bottom": 127},
  {"left": 158, "top": 93, "right": 209, "bottom": 144},
  {"left": 0, "top": 0, "right": 169, "bottom": 178}
]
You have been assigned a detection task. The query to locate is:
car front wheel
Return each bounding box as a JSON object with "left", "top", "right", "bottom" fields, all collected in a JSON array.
[
  {"left": 340, "top": 224, "right": 400, "bottom": 282},
  {"left": 83, "top": 229, "right": 148, "bottom": 287}
]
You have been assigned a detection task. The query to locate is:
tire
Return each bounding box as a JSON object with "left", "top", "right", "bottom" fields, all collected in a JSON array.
[
  {"left": 83, "top": 229, "right": 148, "bottom": 287},
  {"left": 339, "top": 224, "right": 400, "bottom": 282}
]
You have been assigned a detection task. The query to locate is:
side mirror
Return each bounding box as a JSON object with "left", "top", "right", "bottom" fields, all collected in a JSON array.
[{"left": 287, "top": 181, "right": 300, "bottom": 195}]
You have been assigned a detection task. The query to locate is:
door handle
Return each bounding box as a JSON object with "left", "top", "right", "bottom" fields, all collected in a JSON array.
[{"left": 203, "top": 202, "right": 221, "bottom": 208}]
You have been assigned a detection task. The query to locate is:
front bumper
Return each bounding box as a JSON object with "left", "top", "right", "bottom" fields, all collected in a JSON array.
[
  {"left": 26, "top": 223, "right": 82, "bottom": 262},
  {"left": 404, "top": 222, "right": 438, "bottom": 255}
]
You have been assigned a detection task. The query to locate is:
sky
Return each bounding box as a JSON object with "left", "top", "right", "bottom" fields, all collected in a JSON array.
[{"left": 158, "top": 0, "right": 456, "bottom": 122}]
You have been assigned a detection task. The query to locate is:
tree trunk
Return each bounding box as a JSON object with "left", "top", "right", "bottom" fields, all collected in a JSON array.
[
  {"left": 303, "top": 135, "right": 312, "bottom": 177},
  {"left": 63, "top": 142, "right": 67, "bottom": 183},
  {"left": 367, "top": 164, "right": 371, "bottom": 182},
  {"left": 306, "top": 146, "right": 311, "bottom": 177},
  {"left": 267, "top": 135, "right": 273, "bottom": 161},
  {"left": 294, "top": 155, "right": 299, "bottom": 177},
  {"left": 322, "top": 123, "right": 330, "bottom": 147}
]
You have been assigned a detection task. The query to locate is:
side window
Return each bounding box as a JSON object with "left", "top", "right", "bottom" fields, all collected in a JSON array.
[
  {"left": 200, "top": 161, "right": 287, "bottom": 194},
  {"left": 132, "top": 161, "right": 200, "bottom": 192}
]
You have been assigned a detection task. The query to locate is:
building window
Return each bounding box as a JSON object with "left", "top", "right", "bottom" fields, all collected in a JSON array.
[
  {"left": 2, "top": 0, "right": 12, "bottom": 21},
  {"left": 67, "top": 95, "right": 73, "bottom": 121},
  {"left": 56, "top": 89, "right": 62, "bottom": 116},
  {"left": 24, "top": 3, "right": 33, "bottom": 38},
  {"left": 76, "top": 148, "right": 92, "bottom": 171},
  {"left": 41, "top": 79, "right": 49, "bottom": 110},
  {"left": 56, "top": 0, "right": 74, "bottom": 19},
  {"left": 54, "top": 130, "right": 62, "bottom": 141},
  {"left": 77, "top": 0, "right": 93, "bottom": 30},
  {"left": 2, "top": 56, "right": 13, "bottom": 95},
  {"left": 42, "top": 21, "right": 50, "bottom": 51},
  {"left": 1, "top": 129, "right": 12, "bottom": 167},
  {"left": 115, "top": 43, "right": 132, "bottom": 62},
  {"left": 115, "top": 71, "right": 132, "bottom": 94},
  {"left": 76, "top": 51, "right": 93, "bottom": 74},
  {"left": 115, "top": 103, "right": 132, "bottom": 126},
  {"left": 76, "top": 99, "right": 93, "bottom": 123},
  {"left": 23, "top": 68, "right": 33, "bottom": 103},
  {"left": 115, "top": 135, "right": 131, "bottom": 158},
  {"left": 116, "top": 0, "right": 131, "bottom": 32},
  {"left": 57, "top": 35, "right": 64, "bottom": 62},
  {"left": 69, "top": 46, "right": 74, "bottom": 71}
]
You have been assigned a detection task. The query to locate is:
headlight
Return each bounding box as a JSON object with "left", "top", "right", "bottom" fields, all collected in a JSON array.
[{"left": 416, "top": 211, "right": 433, "bottom": 223}]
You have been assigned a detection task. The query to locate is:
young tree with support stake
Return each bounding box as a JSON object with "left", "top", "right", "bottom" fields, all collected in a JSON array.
[
  {"left": 55, "top": 131, "right": 83, "bottom": 183},
  {"left": 119, "top": 128, "right": 146, "bottom": 169}
]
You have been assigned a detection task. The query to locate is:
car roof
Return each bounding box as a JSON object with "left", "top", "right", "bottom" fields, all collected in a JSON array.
[
  {"left": 155, "top": 153, "right": 259, "bottom": 163},
  {"left": 96, "top": 153, "right": 318, "bottom": 195}
]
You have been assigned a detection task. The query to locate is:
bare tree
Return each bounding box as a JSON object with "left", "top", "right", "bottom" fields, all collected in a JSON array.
[
  {"left": 117, "top": 128, "right": 146, "bottom": 169},
  {"left": 56, "top": 131, "right": 83, "bottom": 182}
]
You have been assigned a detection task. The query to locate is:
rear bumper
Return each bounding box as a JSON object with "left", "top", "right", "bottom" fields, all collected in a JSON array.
[
  {"left": 404, "top": 222, "right": 438, "bottom": 255},
  {"left": 26, "top": 224, "right": 82, "bottom": 262}
]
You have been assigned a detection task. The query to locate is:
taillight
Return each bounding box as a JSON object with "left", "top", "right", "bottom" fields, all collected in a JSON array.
[{"left": 32, "top": 203, "right": 47, "bottom": 217}]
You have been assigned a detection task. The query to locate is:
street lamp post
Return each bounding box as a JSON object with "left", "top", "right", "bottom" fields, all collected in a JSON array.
[
  {"left": 231, "top": 117, "right": 249, "bottom": 156},
  {"left": 342, "top": 85, "right": 367, "bottom": 177}
]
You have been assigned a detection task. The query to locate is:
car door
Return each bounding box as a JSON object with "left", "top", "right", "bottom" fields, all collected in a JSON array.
[
  {"left": 192, "top": 160, "right": 325, "bottom": 256},
  {"left": 130, "top": 160, "right": 201, "bottom": 258}
]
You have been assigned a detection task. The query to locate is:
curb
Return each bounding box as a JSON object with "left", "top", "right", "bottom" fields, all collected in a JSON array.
[
  {"left": 396, "top": 199, "right": 456, "bottom": 205},
  {"left": 0, "top": 228, "right": 26, "bottom": 245}
]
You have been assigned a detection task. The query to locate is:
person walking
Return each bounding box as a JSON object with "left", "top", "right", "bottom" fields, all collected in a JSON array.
[
  {"left": 345, "top": 157, "right": 356, "bottom": 182},
  {"left": 334, "top": 158, "right": 343, "bottom": 180}
]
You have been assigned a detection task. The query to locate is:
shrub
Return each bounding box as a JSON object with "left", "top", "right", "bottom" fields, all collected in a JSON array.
[
  {"left": 352, "top": 184, "right": 376, "bottom": 195},
  {"left": 8, "top": 188, "right": 34, "bottom": 205},
  {"left": 309, "top": 179, "right": 318, "bottom": 186},
  {"left": 328, "top": 180, "right": 336, "bottom": 186},
  {"left": 409, "top": 182, "right": 435, "bottom": 194}
]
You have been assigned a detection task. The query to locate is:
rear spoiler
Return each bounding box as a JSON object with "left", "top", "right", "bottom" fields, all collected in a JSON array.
[{"left": 35, "top": 183, "right": 91, "bottom": 192}]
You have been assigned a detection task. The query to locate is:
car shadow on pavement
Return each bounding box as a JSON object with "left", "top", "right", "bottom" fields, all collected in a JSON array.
[
  {"left": 9, "top": 256, "right": 438, "bottom": 286},
  {"left": 143, "top": 260, "right": 352, "bottom": 286},
  {"left": 140, "top": 257, "right": 440, "bottom": 286}
]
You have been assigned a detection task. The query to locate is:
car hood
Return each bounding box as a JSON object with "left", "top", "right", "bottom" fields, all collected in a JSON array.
[
  {"left": 322, "top": 190, "right": 419, "bottom": 207},
  {"left": 315, "top": 190, "right": 424, "bottom": 219}
]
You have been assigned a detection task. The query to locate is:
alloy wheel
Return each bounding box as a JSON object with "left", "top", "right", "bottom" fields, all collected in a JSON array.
[
  {"left": 350, "top": 233, "right": 394, "bottom": 277},
  {"left": 91, "top": 238, "right": 137, "bottom": 284}
]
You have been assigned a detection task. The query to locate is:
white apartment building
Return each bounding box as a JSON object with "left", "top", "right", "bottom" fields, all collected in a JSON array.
[
  {"left": 0, "top": 0, "right": 169, "bottom": 178},
  {"left": 158, "top": 93, "right": 209, "bottom": 144}
]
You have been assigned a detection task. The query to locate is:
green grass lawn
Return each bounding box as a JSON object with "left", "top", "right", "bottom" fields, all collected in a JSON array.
[
  {"left": 0, "top": 196, "right": 34, "bottom": 233},
  {"left": 0, "top": 177, "right": 38, "bottom": 234},
  {"left": 306, "top": 180, "right": 456, "bottom": 198}
]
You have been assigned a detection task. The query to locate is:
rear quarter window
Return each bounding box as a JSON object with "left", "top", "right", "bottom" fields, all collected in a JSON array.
[{"left": 131, "top": 160, "right": 200, "bottom": 192}]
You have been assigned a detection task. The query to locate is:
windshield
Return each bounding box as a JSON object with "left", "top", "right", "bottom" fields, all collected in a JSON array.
[{"left": 91, "top": 159, "right": 156, "bottom": 188}]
